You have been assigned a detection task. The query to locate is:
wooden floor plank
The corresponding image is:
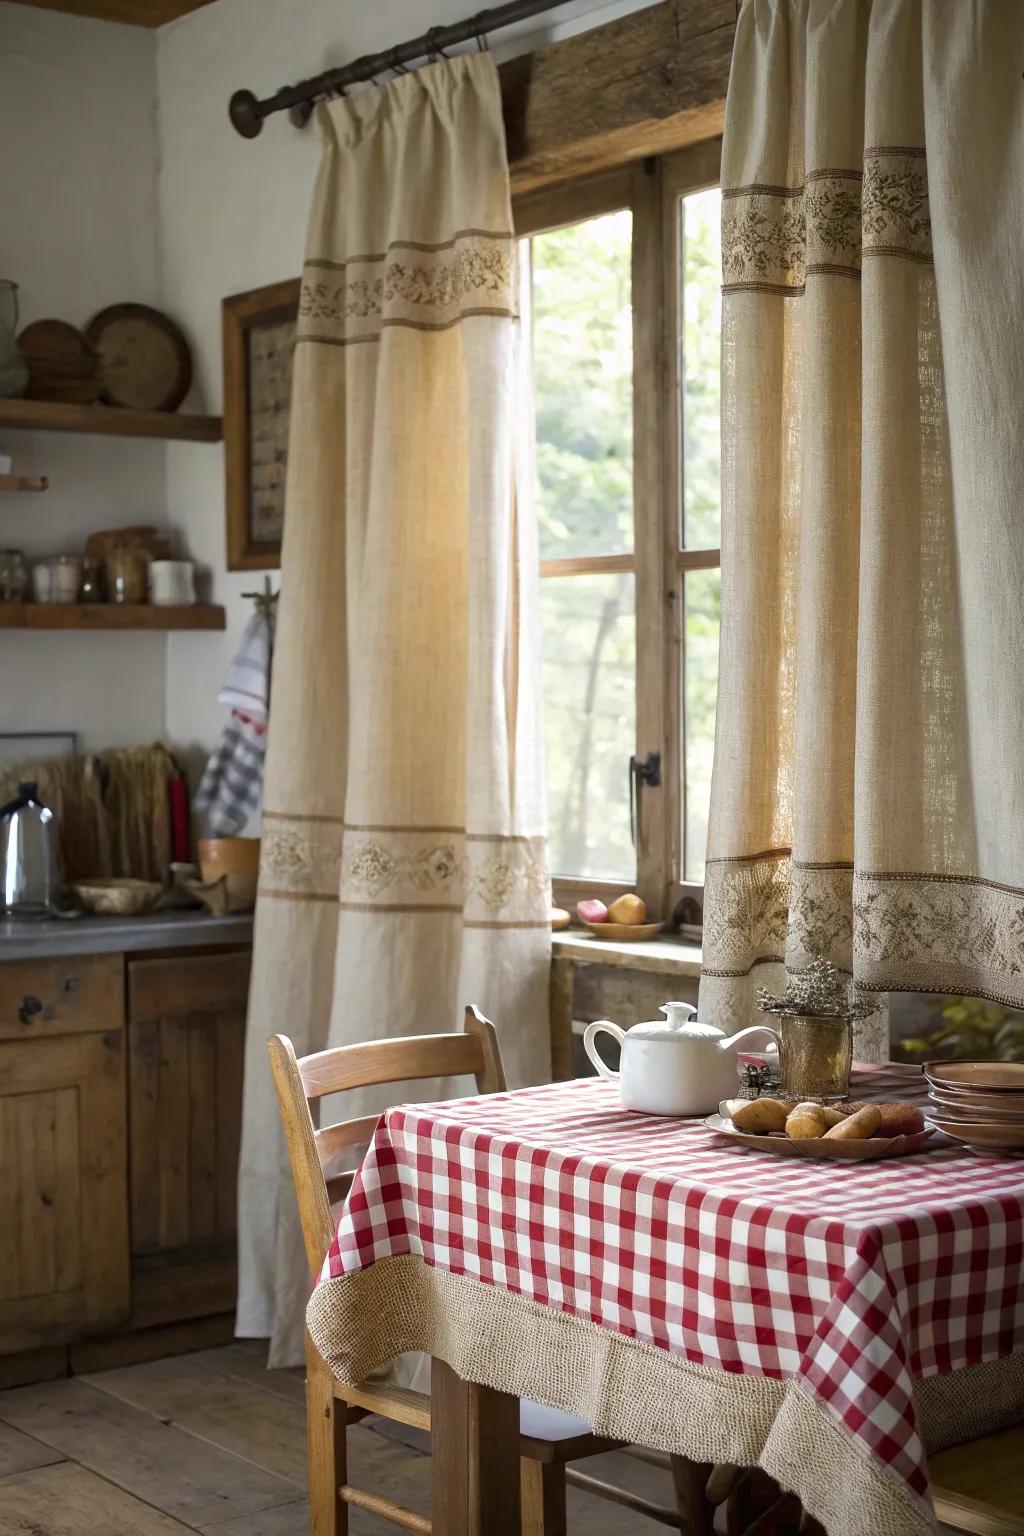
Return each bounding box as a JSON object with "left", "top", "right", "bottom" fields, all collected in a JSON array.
[
  {"left": 84, "top": 1354, "right": 310, "bottom": 1486},
  {"left": 185, "top": 1342, "right": 308, "bottom": 1408},
  {"left": 0, "top": 1422, "right": 66, "bottom": 1479},
  {"left": 0, "top": 1377, "right": 298, "bottom": 1527},
  {"left": 201, "top": 1497, "right": 311, "bottom": 1535},
  {"left": 0, "top": 1459, "right": 197, "bottom": 1535}
]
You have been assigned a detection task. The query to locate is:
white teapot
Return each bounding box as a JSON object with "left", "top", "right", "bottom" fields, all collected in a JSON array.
[{"left": 583, "top": 1002, "right": 780, "bottom": 1117}]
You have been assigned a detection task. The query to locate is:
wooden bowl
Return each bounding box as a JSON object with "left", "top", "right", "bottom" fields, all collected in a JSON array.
[
  {"left": 581, "top": 919, "right": 663, "bottom": 942},
  {"left": 197, "top": 837, "right": 260, "bottom": 912},
  {"left": 70, "top": 877, "right": 163, "bottom": 916}
]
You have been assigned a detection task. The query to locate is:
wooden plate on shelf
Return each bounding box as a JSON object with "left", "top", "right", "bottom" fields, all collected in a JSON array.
[
  {"left": 19, "top": 319, "right": 100, "bottom": 403},
  {"left": 580, "top": 919, "right": 663, "bottom": 942},
  {"left": 85, "top": 303, "right": 191, "bottom": 412},
  {"left": 706, "top": 1113, "right": 937, "bottom": 1162}
]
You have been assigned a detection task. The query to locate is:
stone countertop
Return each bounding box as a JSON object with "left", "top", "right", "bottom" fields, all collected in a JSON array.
[{"left": 0, "top": 909, "right": 254, "bottom": 962}]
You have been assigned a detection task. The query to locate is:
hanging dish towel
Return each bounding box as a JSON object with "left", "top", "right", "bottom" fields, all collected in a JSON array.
[{"left": 194, "top": 612, "right": 274, "bottom": 835}]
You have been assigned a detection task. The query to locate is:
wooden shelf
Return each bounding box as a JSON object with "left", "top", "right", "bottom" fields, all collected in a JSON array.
[
  {"left": 0, "top": 474, "right": 48, "bottom": 492},
  {"left": 0, "top": 398, "right": 222, "bottom": 443},
  {"left": 0, "top": 604, "right": 226, "bottom": 631}
]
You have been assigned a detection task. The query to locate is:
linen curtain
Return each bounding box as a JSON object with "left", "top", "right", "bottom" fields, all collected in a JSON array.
[
  {"left": 238, "top": 53, "right": 551, "bottom": 1364},
  {"left": 699, "top": 0, "right": 1024, "bottom": 1050}
]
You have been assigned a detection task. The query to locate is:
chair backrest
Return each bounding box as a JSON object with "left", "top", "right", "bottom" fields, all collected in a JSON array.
[{"left": 267, "top": 1006, "right": 506, "bottom": 1280}]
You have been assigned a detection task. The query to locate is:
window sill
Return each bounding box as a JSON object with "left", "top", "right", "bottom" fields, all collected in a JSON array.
[{"left": 551, "top": 930, "right": 702, "bottom": 978}]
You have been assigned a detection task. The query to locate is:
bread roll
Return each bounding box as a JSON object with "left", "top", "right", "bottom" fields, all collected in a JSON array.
[
  {"left": 822, "top": 1104, "right": 882, "bottom": 1140},
  {"left": 731, "top": 1098, "right": 790, "bottom": 1134},
  {"left": 835, "top": 1101, "right": 924, "bottom": 1136},
  {"left": 785, "top": 1103, "right": 830, "bottom": 1139}
]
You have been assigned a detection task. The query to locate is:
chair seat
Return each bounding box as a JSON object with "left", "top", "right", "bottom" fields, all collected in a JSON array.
[
  {"left": 340, "top": 1377, "right": 621, "bottom": 1464},
  {"left": 930, "top": 1423, "right": 1024, "bottom": 1536}
]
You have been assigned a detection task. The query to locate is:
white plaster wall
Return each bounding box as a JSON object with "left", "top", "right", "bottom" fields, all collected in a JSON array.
[
  {"left": 0, "top": 3, "right": 167, "bottom": 752},
  {"left": 156, "top": 0, "right": 654, "bottom": 765}
]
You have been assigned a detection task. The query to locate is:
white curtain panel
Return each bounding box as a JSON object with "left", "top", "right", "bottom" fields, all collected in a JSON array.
[
  {"left": 699, "top": 0, "right": 1024, "bottom": 1049},
  {"left": 238, "top": 53, "right": 551, "bottom": 1364}
]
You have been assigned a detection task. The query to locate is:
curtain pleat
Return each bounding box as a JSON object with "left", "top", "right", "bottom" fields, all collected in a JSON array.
[
  {"left": 700, "top": 0, "right": 1024, "bottom": 1047},
  {"left": 237, "top": 55, "right": 551, "bottom": 1364}
]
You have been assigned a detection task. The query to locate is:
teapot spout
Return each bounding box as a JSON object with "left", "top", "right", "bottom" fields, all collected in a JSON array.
[{"left": 717, "top": 1024, "right": 782, "bottom": 1056}]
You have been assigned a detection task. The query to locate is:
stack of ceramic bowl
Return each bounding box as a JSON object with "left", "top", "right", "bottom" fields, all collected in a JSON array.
[{"left": 925, "top": 1060, "right": 1024, "bottom": 1154}]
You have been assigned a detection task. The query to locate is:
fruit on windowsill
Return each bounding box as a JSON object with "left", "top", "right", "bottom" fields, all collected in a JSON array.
[
  {"left": 577, "top": 899, "right": 608, "bottom": 925},
  {"left": 607, "top": 892, "right": 647, "bottom": 925},
  {"left": 549, "top": 907, "right": 571, "bottom": 930}
]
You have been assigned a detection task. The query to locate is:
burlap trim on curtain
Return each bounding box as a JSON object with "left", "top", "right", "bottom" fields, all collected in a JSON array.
[
  {"left": 703, "top": 851, "right": 1024, "bottom": 1011},
  {"left": 306, "top": 1255, "right": 1024, "bottom": 1536},
  {"left": 722, "top": 147, "right": 932, "bottom": 294}
]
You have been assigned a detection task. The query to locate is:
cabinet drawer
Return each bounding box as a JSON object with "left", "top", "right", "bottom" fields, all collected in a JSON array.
[{"left": 0, "top": 955, "right": 123, "bottom": 1043}]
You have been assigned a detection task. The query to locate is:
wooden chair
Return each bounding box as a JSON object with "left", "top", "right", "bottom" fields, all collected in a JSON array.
[
  {"left": 709, "top": 1421, "right": 1024, "bottom": 1536},
  {"left": 931, "top": 1424, "right": 1024, "bottom": 1536},
  {"left": 267, "top": 1008, "right": 714, "bottom": 1536}
]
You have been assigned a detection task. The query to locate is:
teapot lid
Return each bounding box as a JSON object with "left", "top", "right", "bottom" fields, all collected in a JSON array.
[{"left": 627, "top": 1001, "right": 727, "bottom": 1042}]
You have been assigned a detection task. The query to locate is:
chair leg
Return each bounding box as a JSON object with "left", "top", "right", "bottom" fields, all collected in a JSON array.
[
  {"left": 305, "top": 1332, "right": 346, "bottom": 1536},
  {"left": 521, "top": 1460, "right": 567, "bottom": 1536},
  {"left": 670, "top": 1454, "right": 715, "bottom": 1536}
]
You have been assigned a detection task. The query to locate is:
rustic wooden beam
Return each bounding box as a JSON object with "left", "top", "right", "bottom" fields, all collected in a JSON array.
[{"left": 502, "top": 0, "right": 734, "bottom": 193}]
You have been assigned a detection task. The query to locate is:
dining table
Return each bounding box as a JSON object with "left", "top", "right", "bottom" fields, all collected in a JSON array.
[{"left": 306, "top": 1062, "right": 1024, "bottom": 1536}]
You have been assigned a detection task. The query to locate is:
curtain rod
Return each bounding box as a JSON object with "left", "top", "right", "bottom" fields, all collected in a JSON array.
[{"left": 229, "top": 0, "right": 570, "bottom": 140}]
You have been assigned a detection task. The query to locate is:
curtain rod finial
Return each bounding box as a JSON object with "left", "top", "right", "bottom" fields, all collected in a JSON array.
[{"left": 229, "top": 89, "right": 264, "bottom": 139}]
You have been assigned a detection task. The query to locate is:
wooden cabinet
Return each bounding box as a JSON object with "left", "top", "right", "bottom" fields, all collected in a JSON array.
[
  {"left": 0, "top": 956, "right": 129, "bottom": 1353},
  {"left": 127, "top": 949, "right": 250, "bottom": 1327},
  {"left": 0, "top": 942, "right": 251, "bottom": 1375}
]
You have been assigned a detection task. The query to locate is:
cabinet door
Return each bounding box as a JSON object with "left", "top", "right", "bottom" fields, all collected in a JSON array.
[
  {"left": 0, "top": 1025, "right": 129, "bottom": 1354},
  {"left": 127, "top": 950, "right": 250, "bottom": 1259}
]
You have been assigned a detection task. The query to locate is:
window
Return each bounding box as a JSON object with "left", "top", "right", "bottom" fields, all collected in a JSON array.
[{"left": 517, "top": 145, "right": 723, "bottom": 917}]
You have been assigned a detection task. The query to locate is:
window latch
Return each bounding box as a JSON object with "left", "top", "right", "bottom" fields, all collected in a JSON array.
[{"left": 629, "top": 751, "right": 661, "bottom": 847}]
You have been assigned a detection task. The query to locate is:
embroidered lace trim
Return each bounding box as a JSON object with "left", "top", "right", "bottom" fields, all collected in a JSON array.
[
  {"left": 259, "top": 814, "right": 549, "bottom": 924},
  {"left": 722, "top": 148, "right": 931, "bottom": 295},
  {"left": 298, "top": 229, "right": 516, "bottom": 345}
]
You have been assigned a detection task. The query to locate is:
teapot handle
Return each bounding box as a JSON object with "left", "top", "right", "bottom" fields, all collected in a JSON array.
[{"left": 583, "top": 1020, "right": 625, "bottom": 1080}]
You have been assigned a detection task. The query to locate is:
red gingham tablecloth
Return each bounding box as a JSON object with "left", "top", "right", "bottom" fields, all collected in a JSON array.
[{"left": 319, "top": 1065, "right": 1024, "bottom": 1518}]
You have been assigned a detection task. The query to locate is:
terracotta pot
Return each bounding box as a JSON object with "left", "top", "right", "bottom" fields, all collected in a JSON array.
[{"left": 197, "top": 836, "right": 260, "bottom": 912}]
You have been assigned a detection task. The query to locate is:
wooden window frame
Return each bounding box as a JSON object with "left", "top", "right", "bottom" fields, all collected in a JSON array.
[{"left": 515, "top": 138, "right": 723, "bottom": 923}]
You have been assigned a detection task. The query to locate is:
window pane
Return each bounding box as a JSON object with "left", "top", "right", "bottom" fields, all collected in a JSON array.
[
  {"left": 528, "top": 211, "right": 634, "bottom": 561},
  {"left": 683, "top": 567, "right": 720, "bottom": 883},
  {"left": 540, "top": 572, "right": 636, "bottom": 880},
  {"left": 679, "top": 188, "right": 722, "bottom": 550}
]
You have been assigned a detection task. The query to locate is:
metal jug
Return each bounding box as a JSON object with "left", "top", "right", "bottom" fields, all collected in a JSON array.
[{"left": 1, "top": 782, "right": 59, "bottom": 916}]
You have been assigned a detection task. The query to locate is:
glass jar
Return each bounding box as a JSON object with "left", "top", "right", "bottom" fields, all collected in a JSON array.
[
  {"left": 776, "top": 1013, "right": 853, "bottom": 1101},
  {"left": 106, "top": 546, "right": 148, "bottom": 604},
  {"left": 0, "top": 548, "right": 28, "bottom": 602},
  {"left": 0, "top": 281, "right": 29, "bottom": 400},
  {"left": 80, "top": 557, "right": 104, "bottom": 603},
  {"left": 49, "top": 555, "right": 81, "bottom": 604}
]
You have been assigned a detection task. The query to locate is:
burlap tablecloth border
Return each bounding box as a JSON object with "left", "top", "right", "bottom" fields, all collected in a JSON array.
[{"left": 308, "top": 1255, "right": 1023, "bottom": 1536}]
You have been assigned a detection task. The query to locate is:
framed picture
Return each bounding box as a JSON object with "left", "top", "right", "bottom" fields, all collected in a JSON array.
[{"left": 223, "top": 277, "right": 300, "bottom": 571}]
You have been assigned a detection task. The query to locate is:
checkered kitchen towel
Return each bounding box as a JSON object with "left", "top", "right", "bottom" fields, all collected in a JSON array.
[{"left": 194, "top": 612, "right": 274, "bottom": 835}]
